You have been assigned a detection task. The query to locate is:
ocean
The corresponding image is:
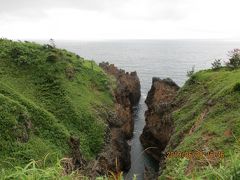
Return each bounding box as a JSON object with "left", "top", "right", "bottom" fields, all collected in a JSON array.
[{"left": 54, "top": 39, "right": 240, "bottom": 179}]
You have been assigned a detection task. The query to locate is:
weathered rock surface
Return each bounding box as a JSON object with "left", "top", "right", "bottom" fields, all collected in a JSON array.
[
  {"left": 100, "top": 62, "right": 141, "bottom": 139},
  {"left": 140, "top": 77, "right": 179, "bottom": 161},
  {"left": 89, "top": 62, "right": 141, "bottom": 176},
  {"left": 93, "top": 129, "right": 131, "bottom": 174},
  {"left": 100, "top": 62, "right": 141, "bottom": 106}
]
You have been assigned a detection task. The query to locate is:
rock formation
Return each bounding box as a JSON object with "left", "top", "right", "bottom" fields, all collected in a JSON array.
[
  {"left": 90, "top": 62, "right": 141, "bottom": 175},
  {"left": 140, "top": 77, "right": 179, "bottom": 161},
  {"left": 100, "top": 62, "right": 141, "bottom": 139},
  {"left": 99, "top": 62, "right": 141, "bottom": 106}
]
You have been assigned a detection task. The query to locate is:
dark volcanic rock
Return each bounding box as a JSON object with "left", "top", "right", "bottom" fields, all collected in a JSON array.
[
  {"left": 89, "top": 62, "right": 141, "bottom": 175},
  {"left": 140, "top": 77, "right": 179, "bottom": 161},
  {"left": 95, "top": 129, "right": 131, "bottom": 174},
  {"left": 99, "top": 62, "right": 141, "bottom": 106},
  {"left": 100, "top": 62, "right": 141, "bottom": 139}
]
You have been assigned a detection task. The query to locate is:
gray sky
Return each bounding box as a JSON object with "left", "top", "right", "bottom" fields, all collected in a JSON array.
[{"left": 1, "top": 0, "right": 240, "bottom": 40}]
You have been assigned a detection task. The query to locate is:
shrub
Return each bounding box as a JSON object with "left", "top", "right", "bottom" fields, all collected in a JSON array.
[
  {"left": 0, "top": 51, "right": 7, "bottom": 58},
  {"left": 49, "top": 38, "right": 56, "bottom": 48},
  {"left": 233, "top": 83, "right": 240, "bottom": 92},
  {"left": 65, "top": 66, "right": 75, "bottom": 80},
  {"left": 16, "top": 55, "right": 30, "bottom": 66},
  {"left": 42, "top": 44, "right": 54, "bottom": 50},
  {"left": 10, "top": 47, "right": 31, "bottom": 66},
  {"left": 226, "top": 49, "right": 240, "bottom": 69},
  {"left": 212, "top": 59, "right": 222, "bottom": 70},
  {"left": 10, "top": 47, "right": 22, "bottom": 59},
  {"left": 46, "top": 53, "right": 59, "bottom": 63},
  {"left": 187, "top": 66, "right": 195, "bottom": 78}
]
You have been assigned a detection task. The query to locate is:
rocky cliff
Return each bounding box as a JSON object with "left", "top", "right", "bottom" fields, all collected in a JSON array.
[
  {"left": 100, "top": 62, "right": 141, "bottom": 139},
  {"left": 91, "top": 62, "right": 141, "bottom": 175},
  {"left": 99, "top": 62, "right": 141, "bottom": 106},
  {"left": 141, "top": 69, "right": 240, "bottom": 179},
  {"left": 140, "top": 77, "right": 179, "bottom": 161}
]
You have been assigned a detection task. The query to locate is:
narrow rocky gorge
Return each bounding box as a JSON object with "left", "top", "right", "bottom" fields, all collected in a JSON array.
[
  {"left": 89, "top": 62, "right": 141, "bottom": 176},
  {"left": 140, "top": 77, "right": 179, "bottom": 175}
]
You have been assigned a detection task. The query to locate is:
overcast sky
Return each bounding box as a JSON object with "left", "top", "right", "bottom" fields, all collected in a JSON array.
[{"left": 1, "top": 0, "right": 240, "bottom": 40}]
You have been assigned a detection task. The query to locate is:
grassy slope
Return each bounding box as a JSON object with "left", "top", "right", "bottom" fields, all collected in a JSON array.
[
  {"left": 160, "top": 68, "right": 240, "bottom": 179},
  {"left": 0, "top": 39, "right": 114, "bottom": 175}
]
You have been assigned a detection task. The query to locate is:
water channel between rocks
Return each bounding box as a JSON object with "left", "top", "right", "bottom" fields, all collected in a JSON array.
[{"left": 125, "top": 94, "right": 159, "bottom": 180}]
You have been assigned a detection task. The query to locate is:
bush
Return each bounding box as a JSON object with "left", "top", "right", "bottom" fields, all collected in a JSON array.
[
  {"left": 226, "top": 49, "right": 240, "bottom": 69},
  {"left": 10, "top": 47, "right": 22, "bottom": 59},
  {"left": 42, "top": 44, "right": 54, "bottom": 50},
  {"left": 16, "top": 55, "right": 30, "bottom": 66},
  {"left": 212, "top": 59, "right": 222, "bottom": 70},
  {"left": 233, "top": 83, "right": 240, "bottom": 92},
  {"left": 49, "top": 39, "right": 56, "bottom": 48},
  {"left": 10, "top": 47, "right": 31, "bottom": 66},
  {"left": 65, "top": 66, "right": 75, "bottom": 80},
  {"left": 187, "top": 66, "right": 195, "bottom": 78},
  {"left": 46, "top": 53, "right": 59, "bottom": 63}
]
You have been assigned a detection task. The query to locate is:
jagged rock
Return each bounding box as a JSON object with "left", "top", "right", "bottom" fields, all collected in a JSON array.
[
  {"left": 140, "top": 78, "right": 179, "bottom": 161},
  {"left": 99, "top": 62, "right": 141, "bottom": 139},
  {"left": 99, "top": 62, "right": 141, "bottom": 106},
  {"left": 86, "top": 62, "right": 141, "bottom": 176},
  {"left": 94, "top": 129, "right": 131, "bottom": 175}
]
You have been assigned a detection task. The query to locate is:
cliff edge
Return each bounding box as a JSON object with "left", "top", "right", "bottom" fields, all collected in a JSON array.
[
  {"left": 140, "top": 78, "right": 179, "bottom": 161},
  {"left": 90, "top": 62, "right": 141, "bottom": 175},
  {"left": 141, "top": 69, "right": 240, "bottom": 179}
]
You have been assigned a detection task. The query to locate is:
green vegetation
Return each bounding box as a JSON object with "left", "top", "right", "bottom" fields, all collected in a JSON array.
[
  {"left": 226, "top": 49, "right": 240, "bottom": 69},
  {"left": 0, "top": 156, "right": 127, "bottom": 180},
  {"left": 0, "top": 39, "right": 114, "bottom": 177},
  {"left": 211, "top": 59, "right": 222, "bottom": 70},
  {"left": 1, "top": 157, "right": 76, "bottom": 180},
  {"left": 160, "top": 68, "right": 240, "bottom": 179},
  {"left": 161, "top": 149, "right": 240, "bottom": 180},
  {"left": 2, "top": 38, "right": 240, "bottom": 179},
  {"left": 186, "top": 66, "right": 195, "bottom": 78}
]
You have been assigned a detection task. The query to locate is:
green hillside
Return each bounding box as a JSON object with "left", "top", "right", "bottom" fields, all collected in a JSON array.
[
  {"left": 160, "top": 68, "right": 240, "bottom": 179},
  {"left": 0, "top": 39, "right": 114, "bottom": 177}
]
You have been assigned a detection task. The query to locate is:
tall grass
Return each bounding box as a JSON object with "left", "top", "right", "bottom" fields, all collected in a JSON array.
[
  {"left": 160, "top": 149, "right": 240, "bottom": 179},
  {"left": 0, "top": 156, "right": 131, "bottom": 180},
  {"left": 0, "top": 157, "right": 81, "bottom": 180}
]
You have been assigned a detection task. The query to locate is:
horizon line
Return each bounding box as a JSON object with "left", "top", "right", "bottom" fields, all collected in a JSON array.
[{"left": 3, "top": 37, "right": 240, "bottom": 42}]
